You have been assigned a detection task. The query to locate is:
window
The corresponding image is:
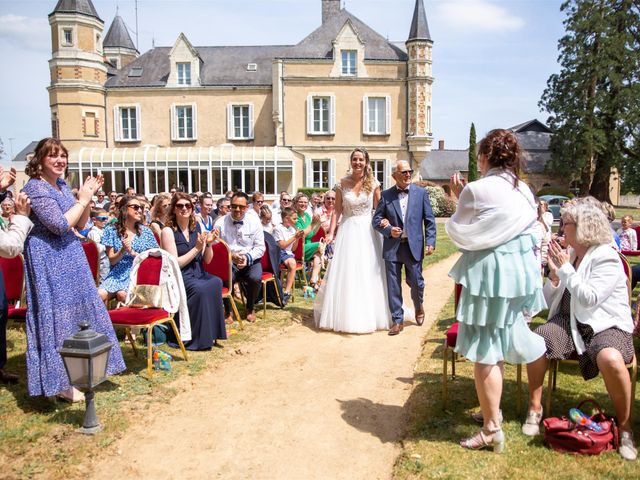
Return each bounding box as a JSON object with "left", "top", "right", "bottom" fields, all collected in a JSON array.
[
  {"left": 426, "top": 105, "right": 432, "bottom": 133},
  {"left": 227, "top": 104, "right": 254, "bottom": 140},
  {"left": 51, "top": 113, "right": 59, "bottom": 139},
  {"left": 109, "top": 57, "right": 120, "bottom": 69},
  {"left": 62, "top": 28, "right": 73, "bottom": 46},
  {"left": 171, "top": 105, "right": 197, "bottom": 141},
  {"left": 363, "top": 96, "right": 390, "bottom": 135},
  {"left": 341, "top": 50, "right": 357, "bottom": 76},
  {"left": 84, "top": 112, "right": 97, "bottom": 137},
  {"left": 305, "top": 159, "right": 334, "bottom": 189},
  {"left": 114, "top": 106, "right": 140, "bottom": 141},
  {"left": 306, "top": 95, "right": 335, "bottom": 135},
  {"left": 371, "top": 160, "right": 386, "bottom": 187},
  {"left": 128, "top": 67, "right": 143, "bottom": 77},
  {"left": 148, "top": 169, "right": 166, "bottom": 195},
  {"left": 177, "top": 62, "right": 191, "bottom": 85}
]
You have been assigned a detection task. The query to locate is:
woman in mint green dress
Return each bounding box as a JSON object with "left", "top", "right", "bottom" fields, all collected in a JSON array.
[
  {"left": 293, "top": 193, "right": 322, "bottom": 289},
  {"left": 446, "top": 129, "right": 546, "bottom": 453}
]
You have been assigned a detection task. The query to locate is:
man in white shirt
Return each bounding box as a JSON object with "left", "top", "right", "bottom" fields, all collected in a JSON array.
[
  {"left": 94, "top": 191, "right": 108, "bottom": 208},
  {"left": 271, "top": 191, "right": 292, "bottom": 227},
  {"left": 215, "top": 192, "right": 265, "bottom": 322}
]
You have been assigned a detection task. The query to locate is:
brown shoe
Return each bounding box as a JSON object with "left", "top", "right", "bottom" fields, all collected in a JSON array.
[
  {"left": 416, "top": 305, "right": 425, "bottom": 326},
  {"left": 388, "top": 323, "right": 404, "bottom": 336},
  {"left": 0, "top": 368, "right": 19, "bottom": 384},
  {"left": 246, "top": 311, "right": 257, "bottom": 323}
]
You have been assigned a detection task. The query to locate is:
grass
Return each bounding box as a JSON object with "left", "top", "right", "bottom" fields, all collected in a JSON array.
[
  {"left": 393, "top": 296, "right": 640, "bottom": 479},
  {"left": 616, "top": 206, "right": 640, "bottom": 220},
  {"left": 424, "top": 223, "right": 458, "bottom": 268},
  {"left": 0, "top": 297, "right": 314, "bottom": 480}
]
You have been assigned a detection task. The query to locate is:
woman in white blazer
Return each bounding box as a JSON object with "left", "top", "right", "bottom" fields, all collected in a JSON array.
[{"left": 524, "top": 198, "right": 637, "bottom": 461}]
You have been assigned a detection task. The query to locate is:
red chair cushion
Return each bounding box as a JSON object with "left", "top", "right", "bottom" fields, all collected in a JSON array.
[
  {"left": 109, "top": 307, "right": 170, "bottom": 325},
  {"left": 137, "top": 257, "right": 163, "bottom": 285},
  {"left": 8, "top": 305, "right": 27, "bottom": 320},
  {"left": 221, "top": 286, "right": 230, "bottom": 296},
  {"left": 0, "top": 256, "right": 24, "bottom": 302},
  {"left": 446, "top": 322, "right": 459, "bottom": 348},
  {"left": 81, "top": 241, "right": 100, "bottom": 282},
  {"left": 621, "top": 250, "right": 640, "bottom": 257},
  {"left": 261, "top": 272, "right": 274, "bottom": 281},
  {"left": 204, "top": 242, "right": 231, "bottom": 283}
]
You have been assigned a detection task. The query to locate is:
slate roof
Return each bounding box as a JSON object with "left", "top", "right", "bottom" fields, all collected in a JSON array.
[
  {"left": 420, "top": 150, "right": 470, "bottom": 180},
  {"left": 510, "top": 118, "right": 552, "bottom": 134},
  {"left": 13, "top": 141, "right": 38, "bottom": 163},
  {"left": 408, "top": 0, "right": 432, "bottom": 42},
  {"left": 282, "top": 9, "right": 407, "bottom": 61},
  {"left": 106, "top": 45, "right": 292, "bottom": 88},
  {"left": 104, "top": 15, "right": 137, "bottom": 51},
  {"left": 49, "top": 0, "right": 102, "bottom": 21}
]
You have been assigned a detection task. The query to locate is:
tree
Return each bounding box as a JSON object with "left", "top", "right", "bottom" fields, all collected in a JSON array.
[
  {"left": 539, "top": 0, "right": 640, "bottom": 201},
  {"left": 467, "top": 123, "right": 477, "bottom": 182},
  {"left": 0, "top": 138, "right": 5, "bottom": 160}
]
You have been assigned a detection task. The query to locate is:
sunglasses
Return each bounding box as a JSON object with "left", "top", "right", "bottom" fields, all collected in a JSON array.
[
  {"left": 254, "top": 200, "right": 264, "bottom": 205},
  {"left": 281, "top": 199, "right": 292, "bottom": 203},
  {"left": 325, "top": 197, "right": 336, "bottom": 201},
  {"left": 399, "top": 169, "right": 414, "bottom": 176},
  {"left": 128, "top": 204, "right": 143, "bottom": 212},
  {"left": 230, "top": 204, "right": 247, "bottom": 210},
  {"left": 95, "top": 216, "right": 109, "bottom": 221},
  {"left": 175, "top": 202, "right": 193, "bottom": 210}
]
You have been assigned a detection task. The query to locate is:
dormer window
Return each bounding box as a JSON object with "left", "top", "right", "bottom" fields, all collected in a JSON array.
[
  {"left": 341, "top": 50, "right": 357, "bottom": 76},
  {"left": 62, "top": 28, "right": 73, "bottom": 46},
  {"left": 177, "top": 62, "right": 191, "bottom": 85}
]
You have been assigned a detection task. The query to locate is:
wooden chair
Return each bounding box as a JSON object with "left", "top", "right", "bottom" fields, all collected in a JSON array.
[
  {"left": 545, "top": 252, "right": 637, "bottom": 419},
  {"left": 203, "top": 239, "right": 243, "bottom": 329},
  {"left": 80, "top": 239, "right": 101, "bottom": 287},
  {"left": 259, "top": 243, "right": 282, "bottom": 319},
  {"left": 108, "top": 256, "right": 188, "bottom": 378},
  {"left": 280, "top": 238, "right": 306, "bottom": 301},
  {"left": 0, "top": 255, "right": 27, "bottom": 322},
  {"left": 442, "top": 283, "right": 523, "bottom": 414}
]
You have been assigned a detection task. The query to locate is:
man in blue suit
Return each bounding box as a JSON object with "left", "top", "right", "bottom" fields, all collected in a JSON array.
[{"left": 372, "top": 160, "right": 436, "bottom": 335}]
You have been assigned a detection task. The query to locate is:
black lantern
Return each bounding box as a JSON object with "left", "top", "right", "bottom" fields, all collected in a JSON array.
[{"left": 59, "top": 322, "right": 113, "bottom": 435}]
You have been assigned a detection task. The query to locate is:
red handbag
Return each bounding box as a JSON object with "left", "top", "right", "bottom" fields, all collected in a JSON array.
[{"left": 543, "top": 399, "right": 619, "bottom": 455}]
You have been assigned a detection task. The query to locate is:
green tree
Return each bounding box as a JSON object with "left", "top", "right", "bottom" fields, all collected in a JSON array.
[
  {"left": 539, "top": 0, "right": 640, "bottom": 201},
  {"left": 467, "top": 123, "right": 477, "bottom": 182}
]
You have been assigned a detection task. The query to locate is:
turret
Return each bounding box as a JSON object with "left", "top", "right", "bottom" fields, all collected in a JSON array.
[{"left": 103, "top": 14, "right": 139, "bottom": 69}]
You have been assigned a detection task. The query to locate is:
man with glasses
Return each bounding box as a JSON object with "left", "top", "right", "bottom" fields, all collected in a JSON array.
[
  {"left": 248, "top": 191, "right": 267, "bottom": 218},
  {"left": 213, "top": 197, "right": 231, "bottom": 223},
  {"left": 214, "top": 192, "right": 265, "bottom": 323},
  {"left": 103, "top": 191, "right": 118, "bottom": 211},
  {"left": 95, "top": 190, "right": 107, "bottom": 208},
  {"left": 373, "top": 160, "right": 436, "bottom": 336},
  {"left": 271, "top": 191, "right": 291, "bottom": 227}
]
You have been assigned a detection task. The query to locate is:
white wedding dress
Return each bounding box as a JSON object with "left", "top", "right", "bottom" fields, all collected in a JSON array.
[{"left": 314, "top": 183, "right": 392, "bottom": 333}]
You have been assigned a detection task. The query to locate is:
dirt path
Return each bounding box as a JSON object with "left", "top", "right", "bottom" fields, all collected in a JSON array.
[{"left": 90, "top": 253, "right": 460, "bottom": 480}]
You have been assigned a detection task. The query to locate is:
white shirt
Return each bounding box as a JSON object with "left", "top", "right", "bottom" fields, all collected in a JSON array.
[
  {"left": 397, "top": 187, "right": 409, "bottom": 238},
  {"left": 272, "top": 224, "right": 296, "bottom": 253},
  {"left": 214, "top": 212, "right": 265, "bottom": 265}
]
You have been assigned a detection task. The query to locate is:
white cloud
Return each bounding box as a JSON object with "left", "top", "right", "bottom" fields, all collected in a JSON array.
[
  {"left": 0, "top": 14, "right": 49, "bottom": 51},
  {"left": 435, "top": 0, "right": 525, "bottom": 33}
]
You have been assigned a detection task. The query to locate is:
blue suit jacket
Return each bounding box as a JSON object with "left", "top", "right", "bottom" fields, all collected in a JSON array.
[{"left": 372, "top": 184, "right": 436, "bottom": 262}]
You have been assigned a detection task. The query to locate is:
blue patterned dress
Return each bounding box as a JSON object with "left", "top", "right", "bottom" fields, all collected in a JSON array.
[
  {"left": 100, "top": 225, "right": 158, "bottom": 293},
  {"left": 22, "top": 178, "right": 126, "bottom": 397}
]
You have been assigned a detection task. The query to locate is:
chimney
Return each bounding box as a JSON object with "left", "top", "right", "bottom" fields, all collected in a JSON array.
[
  {"left": 322, "top": 0, "right": 341, "bottom": 24},
  {"left": 438, "top": 140, "right": 445, "bottom": 150}
]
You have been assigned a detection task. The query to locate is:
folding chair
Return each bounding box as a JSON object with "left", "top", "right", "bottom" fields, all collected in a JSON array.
[
  {"left": 203, "top": 240, "right": 243, "bottom": 329},
  {"left": 0, "top": 255, "right": 27, "bottom": 322},
  {"left": 81, "top": 239, "right": 101, "bottom": 287},
  {"left": 259, "top": 243, "right": 282, "bottom": 319},
  {"left": 280, "top": 238, "right": 306, "bottom": 302}
]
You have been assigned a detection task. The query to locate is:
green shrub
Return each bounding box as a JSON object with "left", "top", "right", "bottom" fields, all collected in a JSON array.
[
  {"left": 296, "top": 187, "right": 329, "bottom": 197},
  {"left": 424, "top": 185, "right": 456, "bottom": 217},
  {"left": 536, "top": 186, "right": 575, "bottom": 198}
]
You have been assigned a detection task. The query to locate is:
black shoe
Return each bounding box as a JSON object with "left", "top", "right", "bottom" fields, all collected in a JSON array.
[
  {"left": 282, "top": 292, "right": 291, "bottom": 305},
  {"left": 0, "top": 368, "right": 19, "bottom": 384}
]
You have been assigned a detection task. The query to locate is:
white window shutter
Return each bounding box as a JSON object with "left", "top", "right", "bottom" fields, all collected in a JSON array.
[
  {"left": 329, "top": 158, "right": 336, "bottom": 189},
  {"left": 362, "top": 96, "right": 369, "bottom": 135},
  {"left": 306, "top": 95, "right": 313, "bottom": 134},
  {"left": 248, "top": 104, "right": 254, "bottom": 139},
  {"left": 192, "top": 103, "right": 198, "bottom": 139},
  {"left": 135, "top": 105, "right": 141, "bottom": 140},
  {"left": 385, "top": 95, "right": 391, "bottom": 135},
  {"left": 170, "top": 105, "right": 177, "bottom": 140},
  {"left": 329, "top": 95, "right": 336, "bottom": 134},
  {"left": 113, "top": 106, "right": 121, "bottom": 141},
  {"left": 227, "top": 104, "right": 234, "bottom": 139},
  {"left": 305, "top": 158, "right": 313, "bottom": 187}
]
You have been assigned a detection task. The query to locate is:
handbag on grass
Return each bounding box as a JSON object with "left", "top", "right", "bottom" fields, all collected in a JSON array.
[{"left": 543, "top": 399, "right": 618, "bottom": 455}]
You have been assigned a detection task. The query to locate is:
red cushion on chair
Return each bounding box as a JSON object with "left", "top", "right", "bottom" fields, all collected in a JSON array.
[
  {"left": 446, "top": 322, "right": 459, "bottom": 348},
  {"left": 261, "top": 272, "right": 274, "bottom": 281},
  {"left": 0, "top": 256, "right": 24, "bottom": 302},
  {"left": 8, "top": 305, "right": 27, "bottom": 320},
  {"left": 221, "top": 286, "right": 230, "bottom": 296},
  {"left": 136, "top": 257, "right": 163, "bottom": 285},
  {"left": 81, "top": 240, "right": 100, "bottom": 283},
  {"left": 109, "top": 307, "right": 170, "bottom": 325}
]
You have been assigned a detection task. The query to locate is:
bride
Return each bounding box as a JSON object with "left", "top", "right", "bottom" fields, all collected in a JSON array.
[{"left": 314, "top": 148, "right": 392, "bottom": 333}]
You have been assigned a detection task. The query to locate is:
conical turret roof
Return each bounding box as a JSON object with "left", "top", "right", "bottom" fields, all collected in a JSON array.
[
  {"left": 49, "top": 0, "right": 102, "bottom": 21},
  {"left": 104, "top": 15, "right": 137, "bottom": 51},
  {"left": 407, "top": 0, "right": 431, "bottom": 42}
]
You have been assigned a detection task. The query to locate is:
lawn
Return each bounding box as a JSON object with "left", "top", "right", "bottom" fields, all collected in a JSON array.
[{"left": 393, "top": 297, "right": 640, "bottom": 479}]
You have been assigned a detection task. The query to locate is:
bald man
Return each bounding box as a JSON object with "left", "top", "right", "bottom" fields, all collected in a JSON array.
[{"left": 372, "top": 160, "right": 436, "bottom": 335}]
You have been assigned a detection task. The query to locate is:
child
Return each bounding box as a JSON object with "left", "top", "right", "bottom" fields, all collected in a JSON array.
[
  {"left": 259, "top": 204, "right": 274, "bottom": 234},
  {"left": 617, "top": 215, "right": 637, "bottom": 251},
  {"left": 86, "top": 209, "right": 110, "bottom": 282},
  {"left": 272, "top": 207, "right": 304, "bottom": 304}
]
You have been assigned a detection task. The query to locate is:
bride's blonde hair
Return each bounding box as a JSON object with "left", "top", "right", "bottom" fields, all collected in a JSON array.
[{"left": 350, "top": 147, "right": 375, "bottom": 194}]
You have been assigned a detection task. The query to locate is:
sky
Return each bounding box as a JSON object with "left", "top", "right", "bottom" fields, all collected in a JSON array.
[{"left": 0, "top": 0, "right": 566, "bottom": 159}]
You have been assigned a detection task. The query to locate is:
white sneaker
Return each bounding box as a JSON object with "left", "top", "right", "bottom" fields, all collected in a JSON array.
[
  {"left": 619, "top": 431, "right": 638, "bottom": 461},
  {"left": 521, "top": 407, "right": 543, "bottom": 436}
]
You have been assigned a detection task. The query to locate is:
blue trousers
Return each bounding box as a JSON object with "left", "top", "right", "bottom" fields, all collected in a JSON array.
[
  {"left": 232, "top": 262, "right": 262, "bottom": 312},
  {"left": 385, "top": 242, "right": 424, "bottom": 324}
]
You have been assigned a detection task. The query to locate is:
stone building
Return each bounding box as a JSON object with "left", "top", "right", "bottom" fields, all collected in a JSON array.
[{"left": 42, "top": 0, "right": 435, "bottom": 198}]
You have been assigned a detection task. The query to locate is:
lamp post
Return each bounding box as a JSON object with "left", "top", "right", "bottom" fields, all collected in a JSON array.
[{"left": 58, "top": 322, "right": 113, "bottom": 435}]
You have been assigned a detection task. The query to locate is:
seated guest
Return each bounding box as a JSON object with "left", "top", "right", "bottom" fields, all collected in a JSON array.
[
  {"left": 196, "top": 194, "right": 215, "bottom": 232},
  {"left": 272, "top": 207, "right": 304, "bottom": 304},
  {"left": 98, "top": 197, "right": 158, "bottom": 303},
  {"left": 0, "top": 197, "right": 14, "bottom": 229},
  {"left": 271, "top": 191, "right": 292, "bottom": 227},
  {"left": 86, "top": 209, "right": 110, "bottom": 283},
  {"left": 149, "top": 193, "right": 171, "bottom": 240},
  {"left": 212, "top": 197, "right": 230, "bottom": 224},
  {"left": 214, "top": 192, "right": 265, "bottom": 323},
  {"left": 293, "top": 193, "right": 322, "bottom": 291},
  {"left": 524, "top": 199, "right": 637, "bottom": 461},
  {"left": 161, "top": 193, "right": 226, "bottom": 349},
  {"left": 617, "top": 215, "right": 637, "bottom": 251},
  {"left": 260, "top": 205, "right": 274, "bottom": 234},
  {"left": 318, "top": 190, "right": 336, "bottom": 233},
  {"left": 248, "top": 191, "right": 266, "bottom": 218}
]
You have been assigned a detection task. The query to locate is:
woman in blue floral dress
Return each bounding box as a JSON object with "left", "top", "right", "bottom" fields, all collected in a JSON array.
[
  {"left": 22, "top": 138, "right": 126, "bottom": 400},
  {"left": 98, "top": 196, "right": 158, "bottom": 303}
]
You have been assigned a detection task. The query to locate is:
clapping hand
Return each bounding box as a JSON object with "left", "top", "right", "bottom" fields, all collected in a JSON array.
[
  {"left": 449, "top": 171, "right": 466, "bottom": 198},
  {"left": 195, "top": 232, "right": 207, "bottom": 251},
  {"left": 0, "top": 166, "right": 17, "bottom": 191},
  {"left": 78, "top": 175, "right": 104, "bottom": 205},
  {"left": 205, "top": 229, "right": 218, "bottom": 246},
  {"left": 14, "top": 192, "right": 31, "bottom": 217}
]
